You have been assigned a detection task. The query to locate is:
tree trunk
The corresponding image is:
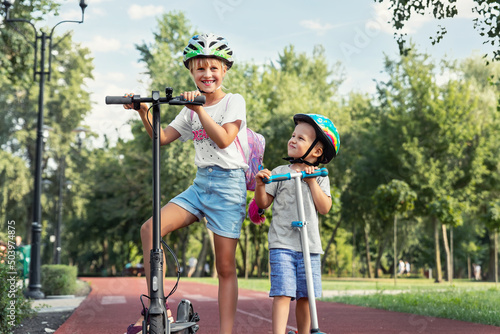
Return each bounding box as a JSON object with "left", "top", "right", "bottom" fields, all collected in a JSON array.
[
  {"left": 102, "top": 239, "right": 108, "bottom": 275},
  {"left": 364, "top": 223, "right": 373, "bottom": 278},
  {"left": 442, "top": 224, "right": 452, "bottom": 283},
  {"left": 487, "top": 229, "right": 498, "bottom": 282},
  {"left": 394, "top": 215, "right": 397, "bottom": 286},
  {"left": 321, "top": 217, "right": 342, "bottom": 272},
  {"left": 495, "top": 229, "right": 498, "bottom": 285},
  {"left": 244, "top": 224, "right": 249, "bottom": 279},
  {"left": 352, "top": 221, "right": 356, "bottom": 278},
  {"left": 467, "top": 254, "right": 471, "bottom": 280},
  {"left": 374, "top": 235, "right": 387, "bottom": 278},
  {"left": 450, "top": 226, "right": 454, "bottom": 280},
  {"left": 434, "top": 219, "right": 442, "bottom": 283},
  {"left": 194, "top": 229, "right": 210, "bottom": 277}
]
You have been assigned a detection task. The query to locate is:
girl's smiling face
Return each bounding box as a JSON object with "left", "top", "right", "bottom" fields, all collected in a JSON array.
[{"left": 190, "top": 58, "right": 227, "bottom": 93}]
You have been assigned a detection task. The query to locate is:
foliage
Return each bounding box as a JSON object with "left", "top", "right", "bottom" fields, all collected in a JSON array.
[
  {"left": 373, "top": 179, "right": 417, "bottom": 221},
  {"left": 1, "top": 7, "right": 498, "bottom": 283},
  {"left": 0, "top": 262, "right": 34, "bottom": 333},
  {"left": 428, "top": 196, "right": 464, "bottom": 227},
  {"left": 41, "top": 264, "right": 77, "bottom": 295},
  {"left": 0, "top": 0, "right": 93, "bottom": 243},
  {"left": 376, "top": 0, "right": 500, "bottom": 62}
]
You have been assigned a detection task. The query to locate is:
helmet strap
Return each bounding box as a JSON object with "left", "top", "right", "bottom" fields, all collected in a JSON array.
[
  {"left": 197, "top": 85, "right": 222, "bottom": 94},
  {"left": 283, "top": 138, "right": 320, "bottom": 167}
]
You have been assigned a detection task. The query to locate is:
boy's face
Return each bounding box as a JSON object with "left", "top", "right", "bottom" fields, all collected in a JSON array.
[
  {"left": 287, "top": 122, "right": 319, "bottom": 161},
  {"left": 190, "top": 58, "right": 227, "bottom": 93}
]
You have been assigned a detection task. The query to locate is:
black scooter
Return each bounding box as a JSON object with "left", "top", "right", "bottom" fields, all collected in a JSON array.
[{"left": 106, "top": 88, "right": 204, "bottom": 334}]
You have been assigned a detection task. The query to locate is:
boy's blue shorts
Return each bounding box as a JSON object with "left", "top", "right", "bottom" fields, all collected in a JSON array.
[
  {"left": 170, "top": 166, "right": 246, "bottom": 239},
  {"left": 269, "top": 248, "right": 322, "bottom": 300}
]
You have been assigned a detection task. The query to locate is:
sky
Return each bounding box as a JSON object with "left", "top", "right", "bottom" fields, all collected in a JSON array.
[{"left": 40, "top": 0, "right": 494, "bottom": 146}]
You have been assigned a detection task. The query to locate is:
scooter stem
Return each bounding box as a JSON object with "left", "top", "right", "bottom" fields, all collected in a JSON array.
[
  {"left": 149, "top": 91, "right": 166, "bottom": 325},
  {"left": 294, "top": 176, "right": 320, "bottom": 333}
]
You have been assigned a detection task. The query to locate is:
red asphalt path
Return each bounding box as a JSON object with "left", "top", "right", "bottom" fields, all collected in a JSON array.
[{"left": 55, "top": 277, "right": 500, "bottom": 334}]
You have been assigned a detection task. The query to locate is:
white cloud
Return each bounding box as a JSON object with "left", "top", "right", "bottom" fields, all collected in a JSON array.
[
  {"left": 128, "top": 4, "right": 164, "bottom": 20},
  {"left": 372, "top": 0, "right": 438, "bottom": 35},
  {"left": 300, "top": 20, "right": 335, "bottom": 35},
  {"left": 456, "top": 0, "right": 481, "bottom": 19},
  {"left": 82, "top": 36, "right": 121, "bottom": 53},
  {"left": 371, "top": 0, "right": 481, "bottom": 36}
]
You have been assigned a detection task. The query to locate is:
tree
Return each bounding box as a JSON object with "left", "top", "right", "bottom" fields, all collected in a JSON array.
[
  {"left": 483, "top": 200, "right": 499, "bottom": 284},
  {"left": 374, "top": 46, "right": 496, "bottom": 282},
  {"left": 376, "top": 0, "right": 500, "bottom": 62},
  {"left": 373, "top": 179, "right": 416, "bottom": 284},
  {"left": 0, "top": 0, "right": 93, "bottom": 246},
  {"left": 428, "top": 196, "right": 464, "bottom": 283}
]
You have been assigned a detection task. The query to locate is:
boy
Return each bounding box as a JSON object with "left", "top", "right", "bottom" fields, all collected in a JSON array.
[{"left": 254, "top": 113, "right": 339, "bottom": 334}]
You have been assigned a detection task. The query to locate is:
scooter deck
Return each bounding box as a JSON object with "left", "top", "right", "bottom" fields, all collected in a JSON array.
[{"left": 171, "top": 321, "right": 198, "bottom": 332}]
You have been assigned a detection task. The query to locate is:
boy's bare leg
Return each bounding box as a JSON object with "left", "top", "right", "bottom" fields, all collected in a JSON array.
[
  {"left": 295, "top": 297, "right": 311, "bottom": 334},
  {"left": 272, "top": 296, "right": 292, "bottom": 334}
]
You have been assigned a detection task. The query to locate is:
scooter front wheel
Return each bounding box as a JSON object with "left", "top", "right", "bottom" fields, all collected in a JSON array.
[{"left": 149, "top": 314, "right": 164, "bottom": 334}]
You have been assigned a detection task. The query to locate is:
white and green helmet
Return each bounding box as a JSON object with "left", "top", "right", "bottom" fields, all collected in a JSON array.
[{"left": 183, "top": 33, "right": 234, "bottom": 69}]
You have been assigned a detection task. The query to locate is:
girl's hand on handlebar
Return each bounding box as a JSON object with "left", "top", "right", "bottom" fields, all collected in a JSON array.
[
  {"left": 181, "top": 90, "right": 203, "bottom": 112},
  {"left": 255, "top": 168, "right": 272, "bottom": 187},
  {"left": 122, "top": 93, "right": 148, "bottom": 113}
]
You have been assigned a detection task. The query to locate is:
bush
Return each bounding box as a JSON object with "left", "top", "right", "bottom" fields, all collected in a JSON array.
[
  {"left": 0, "top": 262, "right": 34, "bottom": 333},
  {"left": 41, "top": 264, "right": 77, "bottom": 296}
]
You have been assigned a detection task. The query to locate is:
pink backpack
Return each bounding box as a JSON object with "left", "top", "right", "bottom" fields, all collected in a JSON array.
[
  {"left": 235, "top": 128, "right": 265, "bottom": 191},
  {"left": 189, "top": 100, "right": 265, "bottom": 191}
]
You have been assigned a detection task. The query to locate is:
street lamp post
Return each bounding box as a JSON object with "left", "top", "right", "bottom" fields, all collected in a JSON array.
[{"left": 2, "top": 0, "right": 88, "bottom": 299}]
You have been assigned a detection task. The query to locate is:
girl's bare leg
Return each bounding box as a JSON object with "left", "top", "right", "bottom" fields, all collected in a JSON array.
[
  {"left": 213, "top": 234, "right": 238, "bottom": 334},
  {"left": 272, "top": 296, "right": 291, "bottom": 334},
  {"left": 132, "top": 202, "right": 197, "bottom": 326}
]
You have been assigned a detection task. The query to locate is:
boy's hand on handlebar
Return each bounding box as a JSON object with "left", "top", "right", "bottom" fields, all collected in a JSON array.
[
  {"left": 298, "top": 166, "right": 319, "bottom": 184},
  {"left": 255, "top": 168, "right": 272, "bottom": 187},
  {"left": 122, "top": 93, "right": 148, "bottom": 113}
]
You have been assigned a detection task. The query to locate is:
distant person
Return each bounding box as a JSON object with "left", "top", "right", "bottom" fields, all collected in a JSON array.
[
  {"left": 187, "top": 256, "right": 198, "bottom": 278},
  {"left": 398, "top": 259, "right": 405, "bottom": 275},
  {"left": 253, "top": 113, "right": 339, "bottom": 334},
  {"left": 474, "top": 263, "right": 481, "bottom": 281},
  {"left": 405, "top": 261, "right": 410, "bottom": 276},
  {"left": 204, "top": 262, "right": 211, "bottom": 276},
  {"left": 123, "top": 33, "right": 247, "bottom": 334}
]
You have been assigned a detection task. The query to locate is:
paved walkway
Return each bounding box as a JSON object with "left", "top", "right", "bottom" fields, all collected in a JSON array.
[{"left": 34, "top": 277, "right": 500, "bottom": 334}]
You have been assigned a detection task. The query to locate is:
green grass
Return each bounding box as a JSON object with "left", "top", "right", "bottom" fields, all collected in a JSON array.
[
  {"left": 325, "top": 286, "right": 500, "bottom": 327},
  {"left": 182, "top": 277, "right": 500, "bottom": 326}
]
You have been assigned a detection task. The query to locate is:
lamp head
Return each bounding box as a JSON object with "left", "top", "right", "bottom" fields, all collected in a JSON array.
[
  {"left": 2, "top": 0, "right": 13, "bottom": 11},
  {"left": 79, "top": 0, "right": 88, "bottom": 12}
]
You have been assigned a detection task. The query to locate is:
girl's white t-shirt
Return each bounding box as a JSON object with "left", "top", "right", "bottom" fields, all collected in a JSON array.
[{"left": 169, "top": 93, "right": 249, "bottom": 170}]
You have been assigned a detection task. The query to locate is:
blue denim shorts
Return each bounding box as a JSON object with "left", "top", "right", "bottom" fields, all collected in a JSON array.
[
  {"left": 269, "top": 248, "right": 322, "bottom": 300},
  {"left": 170, "top": 166, "right": 246, "bottom": 239}
]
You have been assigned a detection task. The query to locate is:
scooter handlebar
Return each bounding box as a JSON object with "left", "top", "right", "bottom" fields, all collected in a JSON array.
[
  {"left": 263, "top": 168, "right": 328, "bottom": 184},
  {"left": 105, "top": 95, "right": 206, "bottom": 106},
  {"left": 105, "top": 96, "right": 132, "bottom": 104}
]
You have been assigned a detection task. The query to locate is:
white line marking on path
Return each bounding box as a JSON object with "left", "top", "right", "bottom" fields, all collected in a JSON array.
[
  {"left": 182, "top": 294, "right": 217, "bottom": 302},
  {"left": 237, "top": 309, "right": 297, "bottom": 332},
  {"left": 101, "top": 296, "right": 127, "bottom": 305}
]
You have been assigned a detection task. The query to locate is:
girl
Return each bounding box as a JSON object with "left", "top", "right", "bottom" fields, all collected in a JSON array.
[{"left": 125, "top": 33, "right": 248, "bottom": 334}]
